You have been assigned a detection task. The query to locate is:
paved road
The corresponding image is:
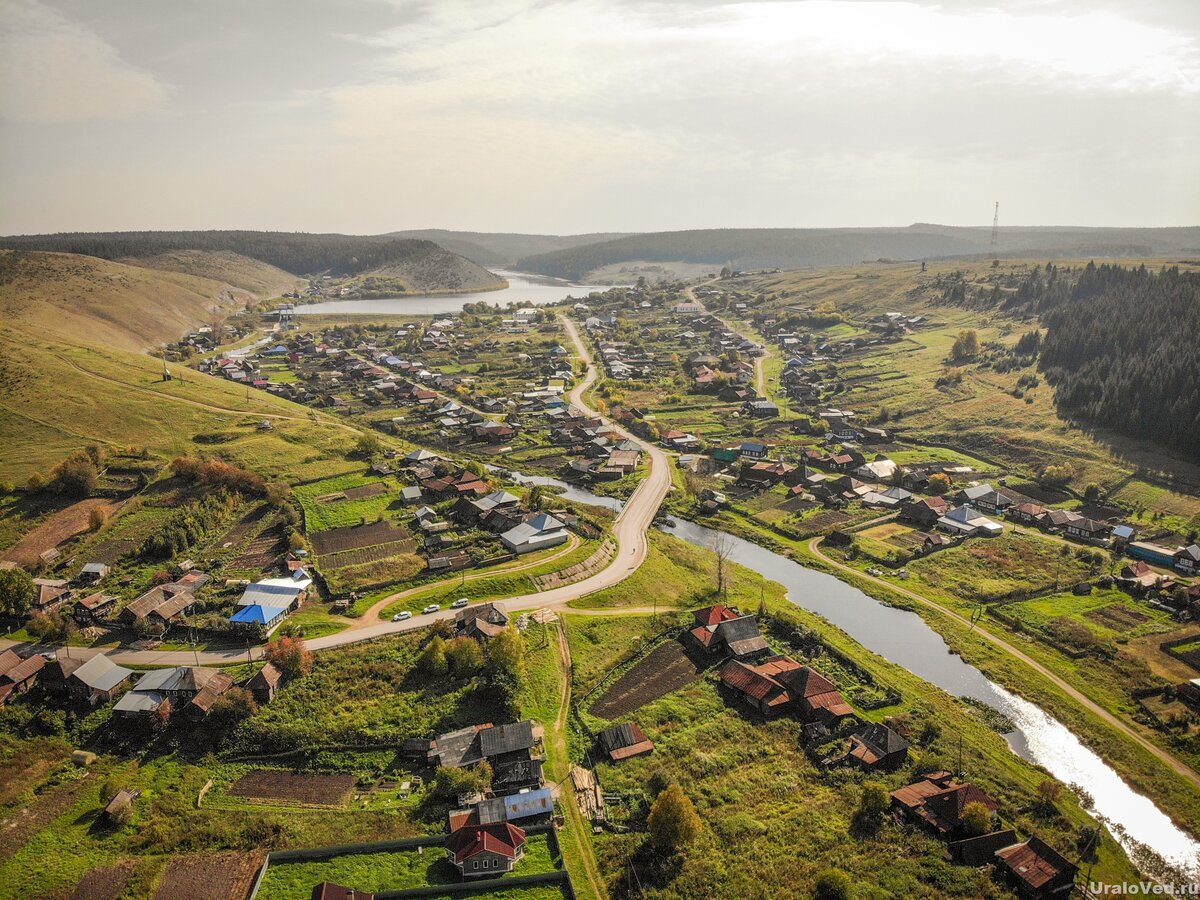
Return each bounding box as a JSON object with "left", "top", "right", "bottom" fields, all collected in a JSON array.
[
  {"left": 7, "top": 313, "right": 672, "bottom": 667},
  {"left": 809, "top": 536, "right": 1200, "bottom": 791}
]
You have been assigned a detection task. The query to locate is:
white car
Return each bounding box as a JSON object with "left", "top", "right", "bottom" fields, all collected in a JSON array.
[
  {"left": 422, "top": 604, "right": 440, "bottom": 614},
  {"left": 392, "top": 611, "right": 412, "bottom": 622},
  {"left": 451, "top": 598, "right": 470, "bottom": 609}
]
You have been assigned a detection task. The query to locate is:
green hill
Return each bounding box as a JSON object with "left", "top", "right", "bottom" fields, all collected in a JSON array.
[
  {"left": 0, "top": 230, "right": 504, "bottom": 292},
  {"left": 0, "top": 250, "right": 359, "bottom": 484},
  {"left": 516, "top": 225, "right": 1200, "bottom": 280}
]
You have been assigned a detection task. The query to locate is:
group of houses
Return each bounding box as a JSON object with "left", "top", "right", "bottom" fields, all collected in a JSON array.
[{"left": 891, "top": 771, "right": 1078, "bottom": 899}]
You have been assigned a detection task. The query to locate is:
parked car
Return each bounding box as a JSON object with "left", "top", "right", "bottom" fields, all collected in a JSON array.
[
  {"left": 451, "top": 598, "right": 470, "bottom": 609},
  {"left": 392, "top": 611, "right": 412, "bottom": 622},
  {"left": 422, "top": 604, "right": 440, "bottom": 614}
]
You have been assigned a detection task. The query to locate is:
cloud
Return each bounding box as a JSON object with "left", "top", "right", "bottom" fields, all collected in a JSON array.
[{"left": 0, "top": 0, "right": 170, "bottom": 122}]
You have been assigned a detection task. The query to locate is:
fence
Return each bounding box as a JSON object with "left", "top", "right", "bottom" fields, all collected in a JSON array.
[
  {"left": 535, "top": 540, "right": 615, "bottom": 591},
  {"left": 247, "top": 824, "right": 573, "bottom": 900}
]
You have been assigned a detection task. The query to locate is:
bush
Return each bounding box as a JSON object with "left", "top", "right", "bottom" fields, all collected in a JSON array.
[
  {"left": 813, "top": 869, "right": 852, "bottom": 900},
  {"left": 263, "top": 636, "right": 313, "bottom": 681},
  {"left": 88, "top": 506, "right": 108, "bottom": 532},
  {"left": 170, "top": 456, "right": 265, "bottom": 496},
  {"left": 647, "top": 784, "right": 702, "bottom": 853}
]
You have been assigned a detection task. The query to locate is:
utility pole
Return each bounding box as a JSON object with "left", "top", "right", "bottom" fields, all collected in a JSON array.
[{"left": 990, "top": 201, "right": 1000, "bottom": 257}]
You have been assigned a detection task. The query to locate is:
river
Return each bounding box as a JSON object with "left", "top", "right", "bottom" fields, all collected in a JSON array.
[
  {"left": 516, "top": 473, "right": 1200, "bottom": 878},
  {"left": 292, "top": 270, "right": 613, "bottom": 317}
]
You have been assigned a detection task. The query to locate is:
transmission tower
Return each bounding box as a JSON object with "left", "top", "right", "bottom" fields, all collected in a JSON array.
[{"left": 989, "top": 201, "right": 999, "bottom": 255}]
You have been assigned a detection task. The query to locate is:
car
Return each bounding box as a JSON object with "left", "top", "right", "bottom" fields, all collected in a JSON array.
[
  {"left": 451, "top": 597, "right": 470, "bottom": 609},
  {"left": 392, "top": 611, "right": 412, "bottom": 622},
  {"left": 422, "top": 604, "right": 440, "bottom": 614}
]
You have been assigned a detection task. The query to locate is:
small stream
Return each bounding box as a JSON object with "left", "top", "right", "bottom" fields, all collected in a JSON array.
[{"left": 511, "top": 471, "right": 1200, "bottom": 878}]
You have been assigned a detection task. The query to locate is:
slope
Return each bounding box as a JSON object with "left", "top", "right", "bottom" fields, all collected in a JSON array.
[
  {"left": 386, "top": 228, "right": 635, "bottom": 267},
  {"left": 0, "top": 251, "right": 358, "bottom": 483},
  {"left": 0, "top": 231, "right": 504, "bottom": 292}
]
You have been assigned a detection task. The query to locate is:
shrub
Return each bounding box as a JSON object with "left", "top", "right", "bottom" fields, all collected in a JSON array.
[
  {"left": 88, "top": 506, "right": 108, "bottom": 532},
  {"left": 647, "top": 783, "right": 702, "bottom": 853},
  {"left": 813, "top": 869, "right": 852, "bottom": 900},
  {"left": 960, "top": 800, "right": 993, "bottom": 836},
  {"left": 263, "top": 636, "right": 313, "bottom": 681}
]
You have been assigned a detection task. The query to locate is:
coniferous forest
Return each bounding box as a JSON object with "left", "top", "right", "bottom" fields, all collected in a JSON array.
[{"left": 1005, "top": 262, "right": 1200, "bottom": 458}]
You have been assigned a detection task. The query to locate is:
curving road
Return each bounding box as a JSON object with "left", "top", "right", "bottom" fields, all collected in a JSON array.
[{"left": 9, "top": 312, "right": 672, "bottom": 667}]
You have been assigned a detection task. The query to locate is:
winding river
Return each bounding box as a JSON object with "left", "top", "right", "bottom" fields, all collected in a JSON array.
[
  {"left": 293, "top": 270, "right": 612, "bottom": 317},
  {"left": 523, "top": 473, "right": 1200, "bottom": 878}
]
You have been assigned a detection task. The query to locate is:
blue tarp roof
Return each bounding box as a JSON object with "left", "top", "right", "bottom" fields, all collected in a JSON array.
[
  {"left": 230, "top": 604, "right": 286, "bottom": 625},
  {"left": 265, "top": 345, "right": 289, "bottom": 353}
]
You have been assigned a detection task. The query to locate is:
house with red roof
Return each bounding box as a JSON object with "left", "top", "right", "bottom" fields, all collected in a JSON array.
[
  {"left": 719, "top": 655, "right": 855, "bottom": 725},
  {"left": 890, "top": 772, "right": 1000, "bottom": 836},
  {"left": 993, "top": 835, "right": 1078, "bottom": 898},
  {"left": 445, "top": 822, "right": 526, "bottom": 878}
]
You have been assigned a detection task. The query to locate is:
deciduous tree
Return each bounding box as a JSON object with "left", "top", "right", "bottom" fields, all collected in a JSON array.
[{"left": 647, "top": 783, "right": 702, "bottom": 853}]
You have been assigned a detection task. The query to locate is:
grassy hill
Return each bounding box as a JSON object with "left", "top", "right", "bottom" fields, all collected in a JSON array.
[
  {"left": 0, "top": 230, "right": 504, "bottom": 292},
  {"left": 387, "top": 228, "right": 634, "bottom": 267},
  {"left": 516, "top": 225, "right": 1200, "bottom": 280},
  {"left": 0, "top": 250, "right": 359, "bottom": 484}
]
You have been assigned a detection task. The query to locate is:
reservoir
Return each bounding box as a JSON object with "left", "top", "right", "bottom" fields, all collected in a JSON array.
[{"left": 292, "top": 270, "right": 611, "bottom": 317}]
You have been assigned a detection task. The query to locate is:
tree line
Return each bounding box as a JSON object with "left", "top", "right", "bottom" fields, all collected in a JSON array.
[{"left": 0, "top": 230, "right": 453, "bottom": 277}]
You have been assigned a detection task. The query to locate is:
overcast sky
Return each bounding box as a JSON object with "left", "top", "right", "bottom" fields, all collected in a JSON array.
[{"left": 1, "top": 0, "right": 1197, "bottom": 235}]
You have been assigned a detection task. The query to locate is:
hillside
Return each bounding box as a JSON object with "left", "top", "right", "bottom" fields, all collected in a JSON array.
[
  {"left": 516, "top": 225, "right": 1200, "bottom": 280},
  {"left": 0, "top": 250, "right": 358, "bottom": 483},
  {"left": 386, "top": 228, "right": 634, "bottom": 267},
  {"left": 0, "top": 230, "right": 504, "bottom": 291}
]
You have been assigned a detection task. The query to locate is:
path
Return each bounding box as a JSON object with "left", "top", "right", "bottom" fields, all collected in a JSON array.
[
  {"left": 809, "top": 536, "right": 1200, "bottom": 791},
  {"left": 548, "top": 619, "right": 606, "bottom": 900}
]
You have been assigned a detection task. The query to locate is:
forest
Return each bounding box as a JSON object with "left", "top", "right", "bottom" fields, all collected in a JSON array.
[
  {"left": 991, "top": 263, "right": 1200, "bottom": 458},
  {"left": 0, "top": 230, "right": 464, "bottom": 277}
]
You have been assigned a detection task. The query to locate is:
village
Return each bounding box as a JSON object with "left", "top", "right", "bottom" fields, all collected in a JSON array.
[{"left": 0, "top": 270, "right": 1197, "bottom": 900}]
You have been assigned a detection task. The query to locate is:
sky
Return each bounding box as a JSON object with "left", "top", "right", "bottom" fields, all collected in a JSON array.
[{"left": 0, "top": 0, "right": 1197, "bottom": 235}]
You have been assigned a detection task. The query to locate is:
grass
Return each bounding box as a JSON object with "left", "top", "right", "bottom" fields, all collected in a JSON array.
[
  {"left": 256, "top": 833, "right": 559, "bottom": 899},
  {"left": 563, "top": 599, "right": 1140, "bottom": 897},
  {"left": 907, "top": 532, "right": 1101, "bottom": 600},
  {"left": 294, "top": 473, "right": 403, "bottom": 532}
]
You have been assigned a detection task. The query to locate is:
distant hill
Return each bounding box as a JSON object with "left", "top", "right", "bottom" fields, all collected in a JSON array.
[
  {"left": 0, "top": 230, "right": 504, "bottom": 292},
  {"left": 515, "top": 225, "right": 1200, "bottom": 280},
  {"left": 387, "top": 229, "right": 635, "bottom": 267}
]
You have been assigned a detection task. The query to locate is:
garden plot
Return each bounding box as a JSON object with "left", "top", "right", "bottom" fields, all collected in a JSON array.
[
  {"left": 310, "top": 520, "right": 413, "bottom": 556},
  {"left": 591, "top": 641, "right": 704, "bottom": 720},
  {"left": 69, "top": 861, "right": 136, "bottom": 900},
  {"left": 228, "top": 771, "right": 356, "bottom": 807},
  {"left": 152, "top": 852, "right": 263, "bottom": 900}
]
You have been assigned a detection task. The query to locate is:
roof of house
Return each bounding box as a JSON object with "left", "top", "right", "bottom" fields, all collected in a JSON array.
[
  {"left": 714, "top": 615, "right": 771, "bottom": 657},
  {"left": 848, "top": 723, "right": 910, "bottom": 765},
  {"left": 230, "top": 604, "right": 288, "bottom": 625},
  {"left": 248, "top": 662, "right": 283, "bottom": 691},
  {"left": 311, "top": 882, "right": 375, "bottom": 900},
  {"left": 692, "top": 605, "right": 740, "bottom": 627},
  {"left": 995, "top": 835, "right": 1077, "bottom": 890},
  {"left": 445, "top": 822, "right": 526, "bottom": 864},
  {"left": 135, "top": 666, "right": 228, "bottom": 694},
  {"left": 479, "top": 721, "right": 535, "bottom": 758},
  {"left": 719, "top": 656, "right": 800, "bottom": 708},
  {"left": 0, "top": 654, "right": 45, "bottom": 685},
  {"left": 71, "top": 654, "right": 133, "bottom": 692},
  {"left": 598, "top": 722, "right": 655, "bottom": 760},
  {"left": 188, "top": 671, "right": 235, "bottom": 713},
  {"left": 113, "top": 689, "right": 168, "bottom": 714},
  {"left": 126, "top": 585, "right": 193, "bottom": 621},
  {"left": 0, "top": 650, "right": 22, "bottom": 678}
]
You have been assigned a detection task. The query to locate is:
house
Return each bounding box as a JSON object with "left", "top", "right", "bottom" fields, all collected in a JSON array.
[
  {"left": 1063, "top": 516, "right": 1110, "bottom": 543},
  {"left": 103, "top": 788, "right": 139, "bottom": 823},
  {"left": 32, "top": 578, "right": 69, "bottom": 613},
  {"left": 455, "top": 602, "right": 509, "bottom": 641},
  {"left": 1037, "top": 509, "right": 1082, "bottom": 532},
  {"left": 719, "top": 656, "right": 854, "bottom": 725},
  {"left": 1127, "top": 541, "right": 1178, "bottom": 568},
  {"left": 994, "top": 835, "right": 1079, "bottom": 898},
  {"left": 855, "top": 459, "right": 898, "bottom": 482},
  {"left": 937, "top": 505, "right": 1003, "bottom": 538},
  {"left": 597, "top": 722, "right": 655, "bottom": 761},
  {"left": 312, "top": 884, "right": 374, "bottom": 900},
  {"left": 744, "top": 399, "right": 779, "bottom": 418},
  {"left": 890, "top": 772, "right": 1000, "bottom": 836},
  {"left": 0, "top": 651, "right": 45, "bottom": 705},
  {"left": 784, "top": 664, "right": 856, "bottom": 727},
  {"left": 113, "top": 666, "right": 233, "bottom": 719},
  {"left": 1173, "top": 544, "right": 1200, "bottom": 575},
  {"left": 445, "top": 822, "right": 526, "bottom": 878},
  {"left": 499, "top": 513, "right": 569, "bottom": 555},
  {"left": 73, "top": 591, "right": 117, "bottom": 624},
  {"left": 686, "top": 606, "right": 771, "bottom": 659},
  {"left": 954, "top": 483, "right": 1011, "bottom": 513},
  {"left": 430, "top": 720, "right": 539, "bottom": 770},
  {"left": 1008, "top": 502, "right": 1046, "bottom": 524},
  {"left": 490, "top": 758, "right": 546, "bottom": 796},
  {"left": 845, "top": 723, "right": 910, "bottom": 772},
  {"left": 245, "top": 662, "right": 283, "bottom": 704},
  {"left": 230, "top": 572, "right": 312, "bottom": 629},
  {"left": 448, "top": 788, "right": 554, "bottom": 831},
  {"left": 78, "top": 562, "right": 110, "bottom": 584},
  {"left": 69, "top": 654, "right": 133, "bottom": 704},
  {"left": 121, "top": 584, "right": 195, "bottom": 628},
  {"left": 900, "top": 497, "right": 949, "bottom": 529},
  {"left": 947, "top": 829, "right": 1020, "bottom": 867}
]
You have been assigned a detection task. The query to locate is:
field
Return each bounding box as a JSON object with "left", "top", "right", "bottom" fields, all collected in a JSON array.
[
  {"left": 590, "top": 640, "right": 704, "bottom": 719},
  {"left": 296, "top": 473, "right": 405, "bottom": 532},
  {"left": 152, "top": 851, "right": 263, "bottom": 900},
  {"left": 69, "top": 861, "right": 137, "bottom": 900},
  {"left": 227, "top": 771, "right": 356, "bottom": 807},
  {"left": 0, "top": 497, "right": 121, "bottom": 566},
  {"left": 309, "top": 520, "right": 414, "bottom": 555},
  {"left": 908, "top": 532, "right": 1100, "bottom": 600}
]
